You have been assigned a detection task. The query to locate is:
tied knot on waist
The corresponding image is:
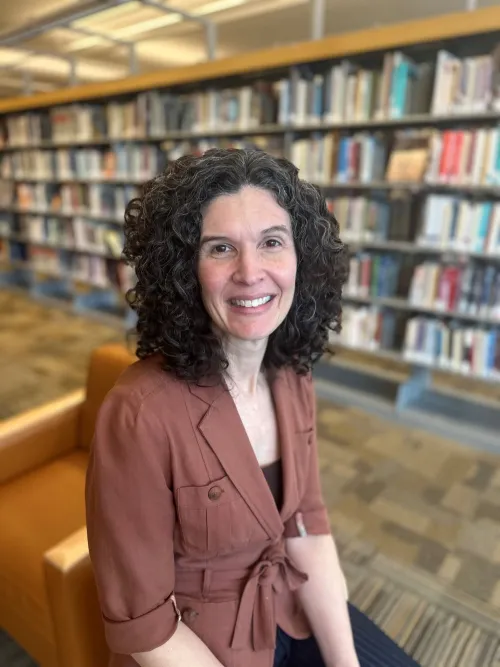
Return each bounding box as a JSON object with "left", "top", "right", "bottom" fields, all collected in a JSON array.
[{"left": 230, "top": 544, "right": 308, "bottom": 652}]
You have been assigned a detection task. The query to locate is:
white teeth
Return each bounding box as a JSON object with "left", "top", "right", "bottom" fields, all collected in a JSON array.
[{"left": 231, "top": 296, "right": 272, "bottom": 308}]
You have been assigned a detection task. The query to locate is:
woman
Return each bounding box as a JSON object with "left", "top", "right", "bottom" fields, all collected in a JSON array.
[{"left": 86, "top": 148, "right": 418, "bottom": 667}]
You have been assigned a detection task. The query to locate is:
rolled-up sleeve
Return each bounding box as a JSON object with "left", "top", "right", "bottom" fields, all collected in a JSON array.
[
  {"left": 85, "top": 386, "right": 180, "bottom": 655},
  {"left": 284, "top": 373, "right": 331, "bottom": 538}
]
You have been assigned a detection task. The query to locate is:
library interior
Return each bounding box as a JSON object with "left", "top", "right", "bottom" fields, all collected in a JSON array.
[{"left": 0, "top": 1, "right": 500, "bottom": 666}]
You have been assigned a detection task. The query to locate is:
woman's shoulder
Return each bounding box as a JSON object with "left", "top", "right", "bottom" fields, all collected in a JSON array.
[
  {"left": 279, "top": 365, "right": 315, "bottom": 422},
  {"left": 105, "top": 352, "right": 185, "bottom": 415},
  {"left": 280, "top": 364, "right": 314, "bottom": 393}
]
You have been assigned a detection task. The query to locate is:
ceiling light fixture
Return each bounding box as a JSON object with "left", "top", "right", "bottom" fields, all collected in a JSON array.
[
  {"left": 112, "top": 12, "right": 182, "bottom": 38},
  {"left": 106, "top": 0, "right": 247, "bottom": 39},
  {"left": 195, "top": 0, "right": 247, "bottom": 16}
]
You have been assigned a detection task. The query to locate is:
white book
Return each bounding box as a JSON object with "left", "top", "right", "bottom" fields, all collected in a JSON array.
[
  {"left": 431, "top": 50, "right": 457, "bottom": 115},
  {"left": 278, "top": 79, "right": 290, "bottom": 125},
  {"left": 238, "top": 87, "right": 252, "bottom": 130},
  {"left": 470, "top": 128, "right": 488, "bottom": 185},
  {"left": 451, "top": 327, "right": 463, "bottom": 372},
  {"left": 484, "top": 127, "right": 500, "bottom": 185},
  {"left": 486, "top": 204, "right": 500, "bottom": 255},
  {"left": 294, "top": 79, "right": 308, "bottom": 126},
  {"left": 439, "top": 324, "right": 451, "bottom": 369},
  {"left": 461, "top": 328, "right": 473, "bottom": 374}
]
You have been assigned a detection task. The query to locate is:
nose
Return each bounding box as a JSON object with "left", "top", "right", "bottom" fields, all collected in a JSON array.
[{"left": 233, "top": 248, "right": 265, "bottom": 285}]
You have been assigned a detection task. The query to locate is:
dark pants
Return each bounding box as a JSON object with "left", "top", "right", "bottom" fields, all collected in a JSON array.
[{"left": 274, "top": 602, "right": 420, "bottom": 667}]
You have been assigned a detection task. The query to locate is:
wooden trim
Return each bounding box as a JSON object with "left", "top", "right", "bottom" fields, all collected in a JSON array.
[{"left": 1, "top": 6, "right": 500, "bottom": 114}]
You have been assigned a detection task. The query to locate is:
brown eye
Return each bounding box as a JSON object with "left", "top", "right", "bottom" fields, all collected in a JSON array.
[
  {"left": 211, "top": 244, "right": 231, "bottom": 255},
  {"left": 264, "top": 238, "right": 282, "bottom": 248}
]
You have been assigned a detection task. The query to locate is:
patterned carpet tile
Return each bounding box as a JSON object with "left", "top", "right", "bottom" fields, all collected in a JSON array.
[{"left": 317, "top": 403, "right": 500, "bottom": 612}]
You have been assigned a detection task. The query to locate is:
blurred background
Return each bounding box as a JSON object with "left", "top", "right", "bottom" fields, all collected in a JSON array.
[{"left": 0, "top": 1, "right": 500, "bottom": 666}]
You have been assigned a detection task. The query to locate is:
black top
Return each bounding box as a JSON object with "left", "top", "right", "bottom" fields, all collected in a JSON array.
[{"left": 261, "top": 459, "right": 283, "bottom": 511}]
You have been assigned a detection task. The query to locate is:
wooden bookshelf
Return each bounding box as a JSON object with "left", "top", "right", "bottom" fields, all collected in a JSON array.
[{"left": 0, "top": 8, "right": 500, "bottom": 444}]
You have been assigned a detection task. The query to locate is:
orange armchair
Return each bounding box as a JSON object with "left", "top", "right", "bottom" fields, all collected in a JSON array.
[{"left": 0, "top": 344, "right": 135, "bottom": 667}]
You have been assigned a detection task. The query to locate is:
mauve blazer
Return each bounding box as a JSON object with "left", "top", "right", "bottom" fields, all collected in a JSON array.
[{"left": 85, "top": 354, "right": 335, "bottom": 667}]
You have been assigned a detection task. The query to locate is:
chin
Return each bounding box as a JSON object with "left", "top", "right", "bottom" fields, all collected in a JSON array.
[{"left": 226, "top": 323, "right": 276, "bottom": 342}]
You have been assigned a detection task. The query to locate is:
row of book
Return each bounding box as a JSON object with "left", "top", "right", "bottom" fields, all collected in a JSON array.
[
  {"left": 425, "top": 126, "right": 500, "bottom": 185},
  {"left": 1, "top": 184, "right": 139, "bottom": 220},
  {"left": 345, "top": 254, "right": 500, "bottom": 320},
  {"left": 418, "top": 196, "right": 500, "bottom": 255},
  {"left": 1, "top": 239, "right": 133, "bottom": 293},
  {"left": 0, "top": 145, "right": 165, "bottom": 181},
  {"left": 328, "top": 195, "right": 420, "bottom": 244},
  {"left": 288, "top": 126, "right": 500, "bottom": 185},
  {"left": 335, "top": 305, "right": 404, "bottom": 352},
  {"left": 345, "top": 253, "right": 409, "bottom": 300},
  {"left": 408, "top": 262, "right": 500, "bottom": 319},
  {"left": 0, "top": 214, "right": 124, "bottom": 259},
  {"left": 2, "top": 44, "right": 500, "bottom": 146},
  {"left": 336, "top": 305, "right": 500, "bottom": 380},
  {"left": 2, "top": 125, "right": 499, "bottom": 190},
  {"left": 329, "top": 194, "right": 500, "bottom": 257},
  {"left": 404, "top": 317, "right": 500, "bottom": 379},
  {"left": 3, "top": 86, "right": 279, "bottom": 146},
  {"left": 291, "top": 133, "right": 387, "bottom": 185}
]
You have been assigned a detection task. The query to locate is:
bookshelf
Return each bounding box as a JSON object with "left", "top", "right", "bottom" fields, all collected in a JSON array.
[{"left": 1, "top": 6, "right": 500, "bottom": 446}]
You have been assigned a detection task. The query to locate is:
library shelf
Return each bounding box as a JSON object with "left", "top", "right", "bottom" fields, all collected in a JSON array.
[
  {"left": 315, "top": 345, "right": 500, "bottom": 453},
  {"left": 4, "top": 207, "right": 123, "bottom": 224},
  {"left": 1, "top": 6, "right": 500, "bottom": 440},
  {"left": 318, "top": 182, "right": 500, "bottom": 195},
  {"left": 5, "top": 177, "right": 147, "bottom": 186},
  {"left": 347, "top": 240, "right": 500, "bottom": 261},
  {"left": 330, "top": 340, "right": 500, "bottom": 385},
  {"left": 343, "top": 293, "right": 500, "bottom": 326},
  {"left": 0, "top": 110, "right": 499, "bottom": 153}
]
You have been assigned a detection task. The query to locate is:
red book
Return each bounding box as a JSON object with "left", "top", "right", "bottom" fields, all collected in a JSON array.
[
  {"left": 447, "top": 266, "right": 462, "bottom": 311},
  {"left": 450, "top": 131, "right": 464, "bottom": 182},
  {"left": 438, "top": 131, "right": 452, "bottom": 181}
]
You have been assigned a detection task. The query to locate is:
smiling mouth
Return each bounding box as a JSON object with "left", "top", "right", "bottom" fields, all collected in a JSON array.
[{"left": 229, "top": 295, "right": 274, "bottom": 308}]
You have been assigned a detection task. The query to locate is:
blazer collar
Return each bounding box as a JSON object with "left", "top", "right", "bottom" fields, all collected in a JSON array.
[{"left": 189, "top": 368, "right": 300, "bottom": 539}]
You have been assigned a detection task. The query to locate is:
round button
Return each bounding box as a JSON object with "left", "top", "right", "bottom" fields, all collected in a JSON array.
[
  {"left": 208, "top": 485, "right": 222, "bottom": 501},
  {"left": 182, "top": 608, "right": 198, "bottom": 624}
]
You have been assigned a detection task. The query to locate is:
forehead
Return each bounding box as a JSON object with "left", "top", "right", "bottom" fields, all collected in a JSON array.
[{"left": 202, "top": 186, "right": 291, "bottom": 236}]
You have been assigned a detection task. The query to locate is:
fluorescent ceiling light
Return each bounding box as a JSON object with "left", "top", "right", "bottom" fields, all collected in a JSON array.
[
  {"left": 65, "top": 35, "right": 109, "bottom": 53},
  {"left": 113, "top": 12, "right": 182, "bottom": 38},
  {"left": 96, "top": 0, "right": 247, "bottom": 40},
  {"left": 74, "top": 2, "right": 142, "bottom": 27},
  {"left": 195, "top": 0, "right": 247, "bottom": 15}
]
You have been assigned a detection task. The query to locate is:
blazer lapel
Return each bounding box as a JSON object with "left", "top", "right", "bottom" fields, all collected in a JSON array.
[
  {"left": 269, "top": 369, "right": 300, "bottom": 525},
  {"left": 190, "top": 380, "right": 283, "bottom": 540}
]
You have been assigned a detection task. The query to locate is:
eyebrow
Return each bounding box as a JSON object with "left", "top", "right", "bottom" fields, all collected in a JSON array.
[{"left": 200, "top": 224, "right": 292, "bottom": 246}]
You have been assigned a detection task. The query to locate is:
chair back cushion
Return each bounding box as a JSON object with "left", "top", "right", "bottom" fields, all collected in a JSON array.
[{"left": 80, "top": 344, "right": 136, "bottom": 450}]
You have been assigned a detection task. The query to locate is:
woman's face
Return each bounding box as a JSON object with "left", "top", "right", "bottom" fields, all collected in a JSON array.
[{"left": 198, "top": 185, "right": 297, "bottom": 343}]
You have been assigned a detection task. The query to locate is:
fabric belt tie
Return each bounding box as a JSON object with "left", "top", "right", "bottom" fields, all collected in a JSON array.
[{"left": 230, "top": 544, "right": 308, "bottom": 652}]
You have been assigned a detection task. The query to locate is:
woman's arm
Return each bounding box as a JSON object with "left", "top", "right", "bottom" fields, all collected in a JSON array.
[
  {"left": 283, "top": 373, "right": 359, "bottom": 666},
  {"left": 86, "top": 384, "right": 223, "bottom": 665},
  {"left": 286, "top": 535, "right": 359, "bottom": 667},
  {"left": 133, "top": 622, "right": 224, "bottom": 667}
]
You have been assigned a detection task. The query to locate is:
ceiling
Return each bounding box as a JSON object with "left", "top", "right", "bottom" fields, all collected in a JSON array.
[{"left": 0, "top": 0, "right": 496, "bottom": 98}]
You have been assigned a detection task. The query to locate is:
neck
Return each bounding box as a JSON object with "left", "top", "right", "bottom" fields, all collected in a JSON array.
[{"left": 222, "top": 335, "right": 268, "bottom": 396}]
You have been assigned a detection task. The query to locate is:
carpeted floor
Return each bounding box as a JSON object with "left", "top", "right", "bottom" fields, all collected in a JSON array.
[{"left": 1, "top": 290, "right": 500, "bottom": 666}]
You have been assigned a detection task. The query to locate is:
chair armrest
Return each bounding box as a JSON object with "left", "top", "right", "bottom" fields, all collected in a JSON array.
[
  {"left": 0, "top": 389, "right": 85, "bottom": 484},
  {"left": 44, "top": 527, "right": 109, "bottom": 667}
]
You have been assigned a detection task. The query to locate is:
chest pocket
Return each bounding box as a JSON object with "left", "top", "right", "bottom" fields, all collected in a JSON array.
[{"left": 176, "top": 475, "right": 268, "bottom": 556}]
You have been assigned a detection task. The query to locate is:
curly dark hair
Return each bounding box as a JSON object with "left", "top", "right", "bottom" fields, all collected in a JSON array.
[{"left": 123, "top": 147, "right": 348, "bottom": 381}]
